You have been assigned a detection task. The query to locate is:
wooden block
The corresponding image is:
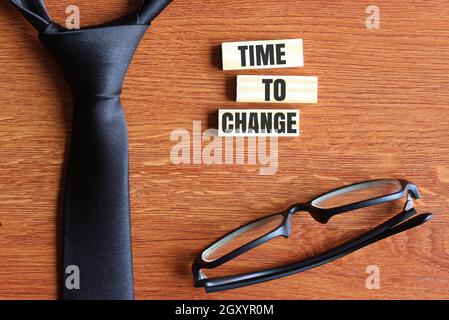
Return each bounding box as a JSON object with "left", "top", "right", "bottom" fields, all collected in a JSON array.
[
  {"left": 218, "top": 109, "right": 300, "bottom": 137},
  {"left": 222, "top": 39, "right": 304, "bottom": 71},
  {"left": 237, "top": 75, "right": 318, "bottom": 103}
]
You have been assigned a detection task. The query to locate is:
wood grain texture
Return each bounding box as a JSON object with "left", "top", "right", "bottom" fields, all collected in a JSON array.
[{"left": 0, "top": 0, "right": 448, "bottom": 300}]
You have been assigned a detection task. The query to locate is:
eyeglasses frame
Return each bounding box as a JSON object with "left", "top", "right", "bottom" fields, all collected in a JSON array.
[{"left": 192, "top": 178, "right": 431, "bottom": 293}]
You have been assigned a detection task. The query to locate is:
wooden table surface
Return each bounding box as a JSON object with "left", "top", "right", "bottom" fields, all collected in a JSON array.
[{"left": 0, "top": 0, "right": 448, "bottom": 300}]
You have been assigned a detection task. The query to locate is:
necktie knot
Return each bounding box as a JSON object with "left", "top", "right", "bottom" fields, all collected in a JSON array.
[
  {"left": 40, "top": 24, "right": 149, "bottom": 101},
  {"left": 11, "top": 0, "right": 173, "bottom": 101}
]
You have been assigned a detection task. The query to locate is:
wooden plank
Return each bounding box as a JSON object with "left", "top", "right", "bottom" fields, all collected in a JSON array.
[
  {"left": 237, "top": 75, "right": 318, "bottom": 103},
  {"left": 222, "top": 39, "right": 304, "bottom": 70}
]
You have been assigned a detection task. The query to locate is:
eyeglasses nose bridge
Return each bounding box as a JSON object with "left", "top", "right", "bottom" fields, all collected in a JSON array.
[{"left": 286, "top": 203, "right": 308, "bottom": 216}]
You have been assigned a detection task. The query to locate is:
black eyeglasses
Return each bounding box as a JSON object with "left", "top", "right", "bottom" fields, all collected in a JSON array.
[{"left": 192, "top": 179, "right": 432, "bottom": 293}]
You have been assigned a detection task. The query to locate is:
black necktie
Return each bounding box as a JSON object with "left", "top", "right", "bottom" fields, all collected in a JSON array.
[{"left": 11, "top": 0, "right": 172, "bottom": 300}]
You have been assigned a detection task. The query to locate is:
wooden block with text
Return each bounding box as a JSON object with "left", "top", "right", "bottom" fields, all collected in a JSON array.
[
  {"left": 237, "top": 75, "right": 318, "bottom": 103},
  {"left": 222, "top": 39, "right": 304, "bottom": 71},
  {"left": 218, "top": 109, "right": 300, "bottom": 137}
]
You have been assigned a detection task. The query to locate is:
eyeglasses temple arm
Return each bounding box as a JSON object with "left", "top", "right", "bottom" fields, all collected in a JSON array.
[{"left": 375, "top": 213, "right": 432, "bottom": 240}]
